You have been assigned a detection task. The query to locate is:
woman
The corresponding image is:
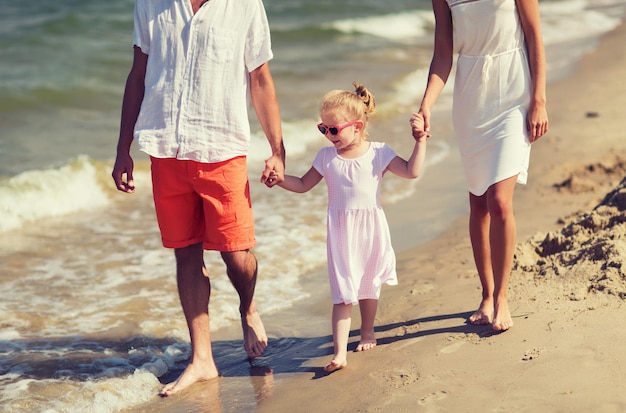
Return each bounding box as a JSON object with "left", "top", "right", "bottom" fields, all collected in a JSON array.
[{"left": 417, "top": 0, "right": 548, "bottom": 331}]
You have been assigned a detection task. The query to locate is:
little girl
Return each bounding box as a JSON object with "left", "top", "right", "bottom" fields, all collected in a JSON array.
[{"left": 276, "top": 82, "right": 429, "bottom": 372}]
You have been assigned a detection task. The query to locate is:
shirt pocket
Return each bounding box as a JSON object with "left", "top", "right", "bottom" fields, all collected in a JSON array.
[{"left": 202, "top": 27, "right": 236, "bottom": 64}]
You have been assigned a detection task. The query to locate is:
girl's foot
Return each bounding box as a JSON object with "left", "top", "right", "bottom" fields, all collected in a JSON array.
[
  {"left": 324, "top": 357, "right": 347, "bottom": 372},
  {"left": 355, "top": 338, "right": 376, "bottom": 352}
]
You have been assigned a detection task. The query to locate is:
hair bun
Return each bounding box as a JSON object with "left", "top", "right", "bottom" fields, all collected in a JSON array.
[{"left": 352, "top": 81, "right": 376, "bottom": 116}]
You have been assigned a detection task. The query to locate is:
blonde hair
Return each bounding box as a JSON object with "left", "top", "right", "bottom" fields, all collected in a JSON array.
[{"left": 319, "top": 82, "right": 376, "bottom": 137}]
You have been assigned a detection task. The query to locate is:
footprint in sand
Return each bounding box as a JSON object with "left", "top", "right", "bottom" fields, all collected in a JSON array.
[
  {"left": 384, "top": 369, "right": 420, "bottom": 388},
  {"left": 418, "top": 390, "right": 449, "bottom": 406},
  {"left": 410, "top": 281, "right": 435, "bottom": 295},
  {"left": 374, "top": 365, "right": 420, "bottom": 389},
  {"left": 439, "top": 340, "right": 466, "bottom": 354},
  {"left": 392, "top": 336, "right": 425, "bottom": 351},
  {"left": 522, "top": 347, "right": 544, "bottom": 361}
]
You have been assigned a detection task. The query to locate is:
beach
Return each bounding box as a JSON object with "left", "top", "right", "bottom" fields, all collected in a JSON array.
[
  {"left": 124, "top": 21, "right": 626, "bottom": 413},
  {"left": 1, "top": 2, "right": 625, "bottom": 412}
]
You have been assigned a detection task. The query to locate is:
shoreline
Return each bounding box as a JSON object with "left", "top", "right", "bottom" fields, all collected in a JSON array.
[{"left": 125, "top": 22, "right": 626, "bottom": 413}]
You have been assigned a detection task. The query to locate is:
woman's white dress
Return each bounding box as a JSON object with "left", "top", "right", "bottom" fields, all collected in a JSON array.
[
  {"left": 447, "top": 0, "right": 532, "bottom": 195},
  {"left": 312, "top": 142, "right": 398, "bottom": 305}
]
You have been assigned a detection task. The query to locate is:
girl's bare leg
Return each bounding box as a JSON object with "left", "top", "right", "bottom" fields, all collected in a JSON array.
[
  {"left": 355, "top": 299, "right": 377, "bottom": 352},
  {"left": 325, "top": 303, "right": 352, "bottom": 372}
]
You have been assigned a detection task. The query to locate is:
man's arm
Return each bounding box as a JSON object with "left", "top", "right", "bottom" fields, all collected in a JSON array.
[
  {"left": 249, "top": 63, "right": 285, "bottom": 187},
  {"left": 112, "top": 46, "right": 147, "bottom": 193}
]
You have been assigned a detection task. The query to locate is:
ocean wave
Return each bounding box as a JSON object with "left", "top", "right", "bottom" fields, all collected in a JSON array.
[
  {"left": 0, "top": 156, "right": 114, "bottom": 233},
  {"left": 248, "top": 118, "right": 321, "bottom": 166},
  {"left": 324, "top": 10, "right": 434, "bottom": 42},
  {"left": 541, "top": 0, "right": 622, "bottom": 45},
  {"left": 270, "top": 9, "right": 434, "bottom": 44}
]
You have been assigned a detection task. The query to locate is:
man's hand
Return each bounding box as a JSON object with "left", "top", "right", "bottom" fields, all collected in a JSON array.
[
  {"left": 112, "top": 152, "right": 136, "bottom": 193},
  {"left": 260, "top": 153, "right": 284, "bottom": 188}
]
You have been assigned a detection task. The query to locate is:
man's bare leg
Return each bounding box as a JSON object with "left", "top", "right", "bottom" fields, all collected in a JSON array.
[
  {"left": 468, "top": 193, "right": 495, "bottom": 325},
  {"left": 161, "top": 243, "right": 219, "bottom": 397},
  {"left": 221, "top": 250, "right": 268, "bottom": 358},
  {"left": 355, "top": 299, "right": 377, "bottom": 352}
]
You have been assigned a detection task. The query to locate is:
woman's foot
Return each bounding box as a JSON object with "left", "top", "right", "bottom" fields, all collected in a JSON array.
[
  {"left": 468, "top": 298, "right": 493, "bottom": 325},
  {"left": 492, "top": 299, "right": 513, "bottom": 331}
]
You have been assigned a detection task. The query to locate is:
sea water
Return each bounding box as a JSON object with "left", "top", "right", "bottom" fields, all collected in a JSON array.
[{"left": 0, "top": 0, "right": 624, "bottom": 411}]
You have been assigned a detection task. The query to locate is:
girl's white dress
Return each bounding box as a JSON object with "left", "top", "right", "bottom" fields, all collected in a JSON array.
[
  {"left": 312, "top": 142, "right": 398, "bottom": 305},
  {"left": 448, "top": 0, "right": 532, "bottom": 195}
]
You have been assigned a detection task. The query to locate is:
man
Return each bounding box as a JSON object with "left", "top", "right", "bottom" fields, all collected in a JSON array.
[{"left": 112, "top": 0, "right": 284, "bottom": 396}]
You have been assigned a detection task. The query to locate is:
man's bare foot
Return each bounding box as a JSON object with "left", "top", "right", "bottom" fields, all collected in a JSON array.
[
  {"left": 324, "top": 357, "right": 347, "bottom": 372},
  {"left": 160, "top": 361, "right": 219, "bottom": 397},
  {"left": 242, "top": 308, "right": 268, "bottom": 358},
  {"left": 492, "top": 299, "right": 513, "bottom": 331},
  {"left": 468, "top": 298, "right": 494, "bottom": 325}
]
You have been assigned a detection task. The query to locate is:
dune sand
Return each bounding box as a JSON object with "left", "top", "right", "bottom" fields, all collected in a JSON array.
[{"left": 125, "top": 22, "right": 626, "bottom": 413}]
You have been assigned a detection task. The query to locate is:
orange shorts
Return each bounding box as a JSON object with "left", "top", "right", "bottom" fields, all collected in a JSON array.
[{"left": 150, "top": 156, "right": 255, "bottom": 251}]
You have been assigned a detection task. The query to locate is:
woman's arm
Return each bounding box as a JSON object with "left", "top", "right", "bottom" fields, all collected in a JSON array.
[
  {"left": 419, "top": 0, "right": 454, "bottom": 132},
  {"left": 516, "top": 0, "right": 549, "bottom": 142}
]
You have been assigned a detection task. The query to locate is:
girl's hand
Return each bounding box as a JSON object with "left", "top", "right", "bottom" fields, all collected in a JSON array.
[
  {"left": 261, "top": 153, "right": 285, "bottom": 188},
  {"left": 263, "top": 168, "right": 284, "bottom": 188},
  {"left": 410, "top": 112, "right": 431, "bottom": 141}
]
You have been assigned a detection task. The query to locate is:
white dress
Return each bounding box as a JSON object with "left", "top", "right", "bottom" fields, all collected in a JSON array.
[
  {"left": 312, "top": 142, "right": 398, "bottom": 305},
  {"left": 447, "top": 0, "right": 532, "bottom": 196}
]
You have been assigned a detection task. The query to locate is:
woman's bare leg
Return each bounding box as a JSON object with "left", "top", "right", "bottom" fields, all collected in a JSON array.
[
  {"left": 486, "top": 176, "right": 518, "bottom": 331},
  {"left": 468, "top": 193, "right": 495, "bottom": 325}
]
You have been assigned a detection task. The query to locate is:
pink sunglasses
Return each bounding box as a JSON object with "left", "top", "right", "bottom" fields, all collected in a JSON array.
[{"left": 317, "top": 120, "right": 357, "bottom": 135}]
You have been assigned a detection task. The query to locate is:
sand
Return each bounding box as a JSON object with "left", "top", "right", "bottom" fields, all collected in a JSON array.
[{"left": 126, "top": 23, "right": 626, "bottom": 413}]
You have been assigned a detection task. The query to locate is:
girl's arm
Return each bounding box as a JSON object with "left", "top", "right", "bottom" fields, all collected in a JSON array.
[
  {"left": 387, "top": 112, "right": 429, "bottom": 179},
  {"left": 516, "top": 0, "right": 549, "bottom": 142},
  {"left": 419, "top": 0, "right": 454, "bottom": 133},
  {"left": 278, "top": 167, "right": 323, "bottom": 193},
  {"left": 387, "top": 137, "right": 428, "bottom": 179}
]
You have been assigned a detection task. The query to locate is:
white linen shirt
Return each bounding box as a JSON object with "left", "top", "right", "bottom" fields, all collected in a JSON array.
[{"left": 132, "top": 0, "right": 273, "bottom": 163}]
